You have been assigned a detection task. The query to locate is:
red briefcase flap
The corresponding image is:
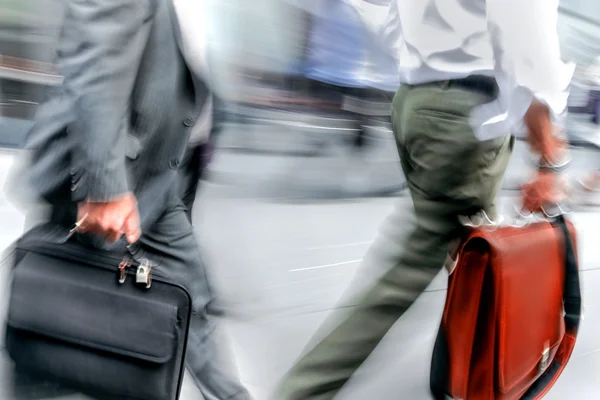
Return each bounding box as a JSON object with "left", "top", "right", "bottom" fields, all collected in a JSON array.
[
  {"left": 440, "top": 218, "right": 580, "bottom": 400},
  {"left": 488, "top": 223, "right": 567, "bottom": 395}
]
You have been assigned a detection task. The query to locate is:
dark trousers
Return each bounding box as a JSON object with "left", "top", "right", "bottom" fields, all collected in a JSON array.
[
  {"left": 139, "top": 201, "right": 250, "bottom": 400},
  {"left": 173, "top": 140, "right": 250, "bottom": 399},
  {"left": 179, "top": 140, "right": 215, "bottom": 222}
]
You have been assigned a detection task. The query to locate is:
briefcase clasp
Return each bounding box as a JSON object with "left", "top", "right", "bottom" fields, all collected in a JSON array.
[
  {"left": 118, "top": 256, "right": 132, "bottom": 284},
  {"left": 539, "top": 341, "right": 550, "bottom": 373},
  {"left": 135, "top": 259, "right": 152, "bottom": 289}
]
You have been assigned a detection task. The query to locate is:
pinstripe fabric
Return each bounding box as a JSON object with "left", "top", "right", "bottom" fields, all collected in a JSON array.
[{"left": 16, "top": 0, "right": 207, "bottom": 232}]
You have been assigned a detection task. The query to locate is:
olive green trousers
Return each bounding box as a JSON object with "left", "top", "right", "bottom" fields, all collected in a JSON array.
[{"left": 273, "top": 82, "right": 514, "bottom": 400}]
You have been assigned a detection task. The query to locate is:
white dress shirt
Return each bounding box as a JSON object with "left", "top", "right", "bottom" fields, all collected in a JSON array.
[
  {"left": 348, "top": 0, "right": 575, "bottom": 140},
  {"left": 172, "top": 0, "right": 213, "bottom": 145}
]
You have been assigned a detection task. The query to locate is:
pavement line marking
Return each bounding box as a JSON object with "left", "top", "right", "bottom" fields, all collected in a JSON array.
[
  {"left": 575, "top": 348, "right": 600, "bottom": 358},
  {"left": 290, "top": 259, "right": 362, "bottom": 272},
  {"left": 306, "top": 241, "right": 372, "bottom": 251}
]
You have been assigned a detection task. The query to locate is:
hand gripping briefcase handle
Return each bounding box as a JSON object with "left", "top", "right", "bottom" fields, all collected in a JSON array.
[{"left": 46, "top": 218, "right": 158, "bottom": 289}]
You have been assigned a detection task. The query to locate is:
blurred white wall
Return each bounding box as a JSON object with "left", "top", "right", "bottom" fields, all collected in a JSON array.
[
  {"left": 559, "top": 1, "right": 600, "bottom": 64},
  {"left": 208, "top": 0, "right": 311, "bottom": 72},
  {"left": 206, "top": 0, "right": 314, "bottom": 98},
  {"left": 6, "top": 0, "right": 600, "bottom": 97},
  {"left": 0, "top": 0, "right": 64, "bottom": 62}
]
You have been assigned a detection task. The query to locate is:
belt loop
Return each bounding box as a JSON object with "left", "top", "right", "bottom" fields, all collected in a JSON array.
[{"left": 440, "top": 80, "right": 451, "bottom": 90}]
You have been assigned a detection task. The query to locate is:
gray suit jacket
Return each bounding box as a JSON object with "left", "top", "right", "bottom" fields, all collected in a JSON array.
[{"left": 12, "top": 0, "right": 208, "bottom": 232}]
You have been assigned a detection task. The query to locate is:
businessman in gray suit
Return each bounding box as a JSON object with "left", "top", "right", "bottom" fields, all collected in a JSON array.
[{"left": 8, "top": 0, "right": 252, "bottom": 398}]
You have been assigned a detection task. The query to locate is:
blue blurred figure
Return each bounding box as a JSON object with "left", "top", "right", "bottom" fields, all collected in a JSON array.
[{"left": 300, "top": 0, "right": 398, "bottom": 149}]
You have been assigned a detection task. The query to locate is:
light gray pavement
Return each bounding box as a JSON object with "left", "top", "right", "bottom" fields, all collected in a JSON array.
[{"left": 0, "top": 137, "right": 600, "bottom": 399}]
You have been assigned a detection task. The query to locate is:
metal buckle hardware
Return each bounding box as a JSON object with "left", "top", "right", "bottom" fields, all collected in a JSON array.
[
  {"left": 135, "top": 259, "right": 152, "bottom": 289},
  {"left": 539, "top": 340, "right": 551, "bottom": 373},
  {"left": 118, "top": 256, "right": 131, "bottom": 284}
]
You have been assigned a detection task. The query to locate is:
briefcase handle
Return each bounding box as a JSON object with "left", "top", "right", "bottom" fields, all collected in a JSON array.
[
  {"left": 68, "top": 215, "right": 155, "bottom": 264},
  {"left": 18, "top": 221, "right": 158, "bottom": 290},
  {"left": 66, "top": 220, "right": 156, "bottom": 289},
  {"left": 459, "top": 201, "right": 572, "bottom": 230}
]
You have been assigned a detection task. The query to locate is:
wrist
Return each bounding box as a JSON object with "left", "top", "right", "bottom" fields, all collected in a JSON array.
[
  {"left": 537, "top": 135, "right": 569, "bottom": 172},
  {"left": 537, "top": 154, "right": 571, "bottom": 173}
]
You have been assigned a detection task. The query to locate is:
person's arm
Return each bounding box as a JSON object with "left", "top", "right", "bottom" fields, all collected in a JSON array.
[
  {"left": 62, "top": 0, "right": 157, "bottom": 202},
  {"left": 486, "top": 0, "right": 574, "bottom": 165},
  {"left": 486, "top": 0, "right": 575, "bottom": 210}
]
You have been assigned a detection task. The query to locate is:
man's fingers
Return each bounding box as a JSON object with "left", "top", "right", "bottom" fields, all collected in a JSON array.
[
  {"left": 110, "top": 214, "right": 127, "bottom": 235},
  {"left": 521, "top": 177, "right": 567, "bottom": 214},
  {"left": 75, "top": 194, "right": 140, "bottom": 243},
  {"left": 105, "top": 230, "right": 123, "bottom": 244},
  {"left": 123, "top": 211, "right": 141, "bottom": 244}
]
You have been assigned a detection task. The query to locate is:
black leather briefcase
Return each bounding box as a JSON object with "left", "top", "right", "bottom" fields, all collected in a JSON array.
[{"left": 3, "top": 225, "right": 192, "bottom": 400}]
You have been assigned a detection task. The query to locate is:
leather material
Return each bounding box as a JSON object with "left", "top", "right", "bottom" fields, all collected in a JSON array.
[
  {"left": 4, "top": 226, "right": 192, "bottom": 400},
  {"left": 430, "top": 216, "right": 581, "bottom": 399}
]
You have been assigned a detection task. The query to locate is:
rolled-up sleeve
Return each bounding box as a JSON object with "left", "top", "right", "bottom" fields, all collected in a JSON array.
[
  {"left": 478, "top": 0, "right": 574, "bottom": 136},
  {"left": 61, "top": 0, "right": 157, "bottom": 202}
]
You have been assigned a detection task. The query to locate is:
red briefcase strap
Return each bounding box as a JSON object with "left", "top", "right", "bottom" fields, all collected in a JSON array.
[{"left": 521, "top": 215, "right": 582, "bottom": 400}]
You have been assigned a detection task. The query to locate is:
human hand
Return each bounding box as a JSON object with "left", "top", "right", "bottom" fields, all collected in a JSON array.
[
  {"left": 76, "top": 193, "right": 141, "bottom": 244},
  {"left": 520, "top": 171, "right": 567, "bottom": 214}
]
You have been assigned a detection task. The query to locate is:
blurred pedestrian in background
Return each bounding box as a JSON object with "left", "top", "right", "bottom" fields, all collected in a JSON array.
[{"left": 301, "top": 0, "right": 398, "bottom": 151}]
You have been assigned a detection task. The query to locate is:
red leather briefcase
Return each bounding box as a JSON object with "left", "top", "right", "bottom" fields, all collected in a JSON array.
[{"left": 430, "top": 215, "right": 582, "bottom": 400}]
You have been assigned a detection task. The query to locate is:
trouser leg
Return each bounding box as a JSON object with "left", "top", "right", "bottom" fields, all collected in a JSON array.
[
  {"left": 179, "top": 144, "right": 202, "bottom": 223},
  {"left": 139, "top": 204, "right": 251, "bottom": 400},
  {"left": 273, "top": 83, "right": 513, "bottom": 400},
  {"left": 273, "top": 191, "right": 463, "bottom": 400}
]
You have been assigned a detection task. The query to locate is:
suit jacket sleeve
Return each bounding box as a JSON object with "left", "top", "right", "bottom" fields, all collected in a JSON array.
[{"left": 61, "top": 0, "right": 157, "bottom": 202}]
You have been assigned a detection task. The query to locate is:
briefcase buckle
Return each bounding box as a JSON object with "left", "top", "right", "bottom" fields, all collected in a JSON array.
[
  {"left": 135, "top": 259, "right": 152, "bottom": 289},
  {"left": 118, "top": 256, "right": 132, "bottom": 284},
  {"left": 539, "top": 341, "right": 550, "bottom": 373}
]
